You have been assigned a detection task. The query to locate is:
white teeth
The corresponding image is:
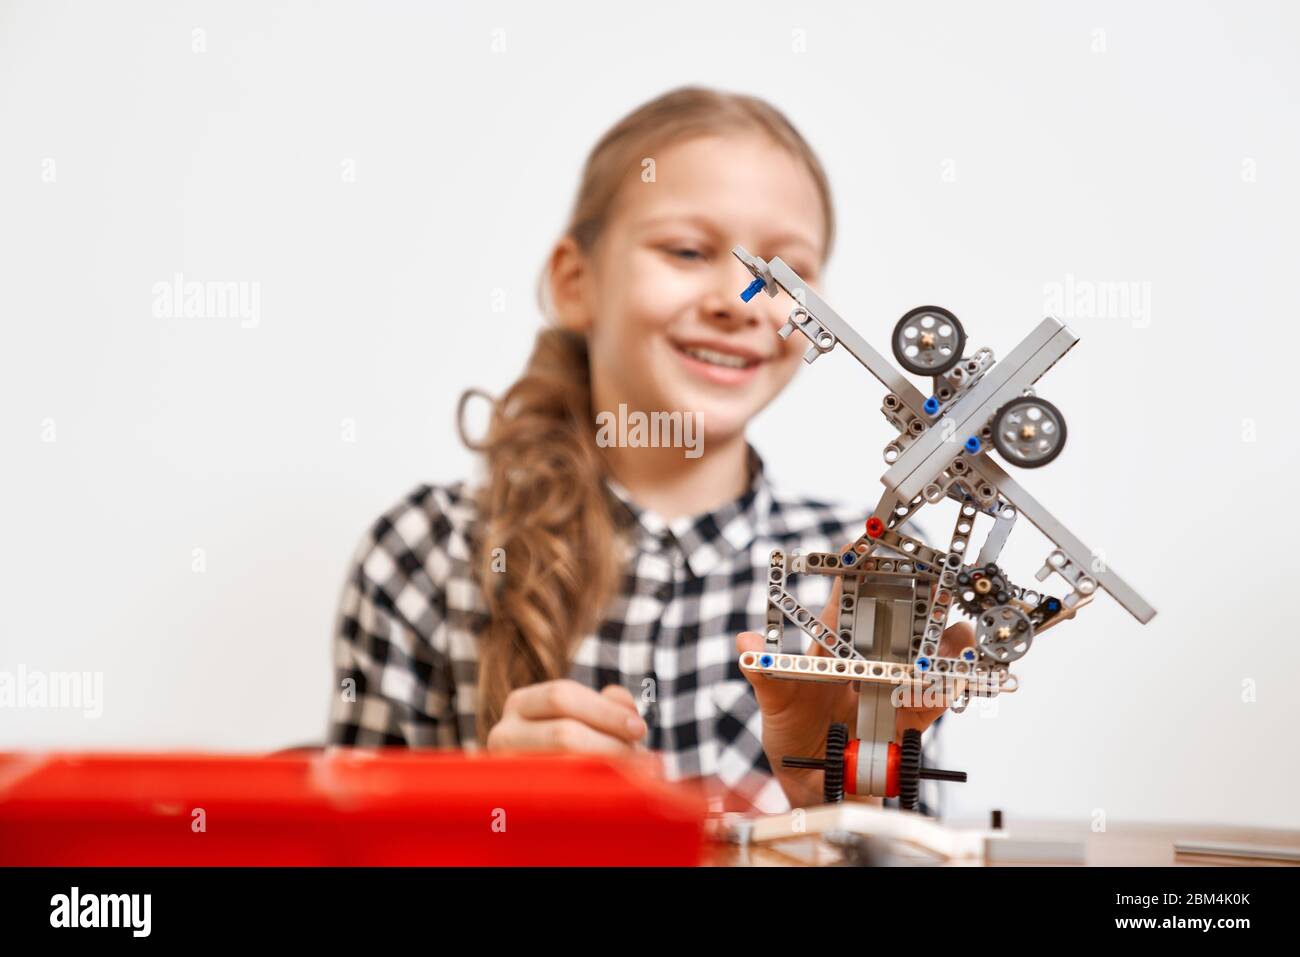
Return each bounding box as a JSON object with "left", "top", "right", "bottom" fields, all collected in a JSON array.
[{"left": 682, "top": 345, "right": 754, "bottom": 369}]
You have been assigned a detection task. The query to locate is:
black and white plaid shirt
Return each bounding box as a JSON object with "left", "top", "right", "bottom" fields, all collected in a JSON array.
[{"left": 327, "top": 444, "right": 945, "bottom": 816}]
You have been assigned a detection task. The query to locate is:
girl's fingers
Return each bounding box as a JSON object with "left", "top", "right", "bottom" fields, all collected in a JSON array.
[
  {"left": 600, "top": 683, "right": 640, "bottom": 715},
  {"left": 601, "top": 685, "right": 647, "bottom": 745},
  {"left": 736, "top": 631, "right": 802, "bottom": 712},
  {"left": 509, "top": 680, "right": 646, "bottom": 741},
  {"left": 937, "top": 620, "right": 977, "bottom": 658},
  {"left": 895, "top": 708, "right": 939, "bottom": 735},
  {"left": 506, "top": 717, "right": 639, "bottom": 755}
]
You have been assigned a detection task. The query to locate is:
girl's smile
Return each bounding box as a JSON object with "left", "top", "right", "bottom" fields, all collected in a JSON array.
[{"left": 668, "top": 334, "right": 770, "bottom": 386}]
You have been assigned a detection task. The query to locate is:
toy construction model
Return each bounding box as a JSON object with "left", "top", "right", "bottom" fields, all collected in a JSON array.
[{"left": 732, "top": 245, "right": 1156, "bottom": 816}]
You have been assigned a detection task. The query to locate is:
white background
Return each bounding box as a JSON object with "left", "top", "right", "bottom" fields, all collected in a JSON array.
[{"left": 2, "top": 0, "right": 1297, "bottom": 829}]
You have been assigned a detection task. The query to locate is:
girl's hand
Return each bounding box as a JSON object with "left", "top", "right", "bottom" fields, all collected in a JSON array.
[
  {"left": 485, "top": 680, "right": 648, "bottom": 755},
  {"left": 736, "top": 562, "right": 977, "bottom": 808}
]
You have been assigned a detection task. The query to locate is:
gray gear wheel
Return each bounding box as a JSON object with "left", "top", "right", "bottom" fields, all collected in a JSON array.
[
  {"left": 891, "top": 306, "right": 966, "bottom": 376},
  {"left": 992, "top": 396, "right": 1067, "bottom": 468},
  {"left": 976, "top": 603, "right": 1035, "bottom": 663}
]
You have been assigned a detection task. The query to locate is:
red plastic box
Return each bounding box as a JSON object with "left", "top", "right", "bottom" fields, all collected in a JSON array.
[{"left": 0, "top": 750, "right": 708, "bottom": 866}]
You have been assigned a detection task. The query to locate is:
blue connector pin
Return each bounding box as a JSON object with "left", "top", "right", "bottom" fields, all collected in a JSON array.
[
  {"left": 964, "top": 436, "right": 982, "bottom": 454},
  {"left": 740, "top": 278, "right": 765, "bottom": 302},
  {"left": 924, "top": 396, "right": 940, "bottom": 416}
]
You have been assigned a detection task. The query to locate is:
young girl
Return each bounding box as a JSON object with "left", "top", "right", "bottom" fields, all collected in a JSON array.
[{"left": 327, "top": 86, "right": 973, "bottom": 815}]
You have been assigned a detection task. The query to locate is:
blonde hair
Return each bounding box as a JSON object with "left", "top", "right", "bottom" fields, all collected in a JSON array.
[{"left": 459, "top": 85, "right": 836, "bottom": 744}]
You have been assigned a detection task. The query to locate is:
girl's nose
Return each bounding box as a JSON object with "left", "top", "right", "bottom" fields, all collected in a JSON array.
[{"left": 703, "top": 264, "right": 768, "bottom": 328}]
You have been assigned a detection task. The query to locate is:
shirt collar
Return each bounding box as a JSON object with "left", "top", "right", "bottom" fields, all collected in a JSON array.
[{"left": 602, "top": 443, "right": 773, "bottom": 579}]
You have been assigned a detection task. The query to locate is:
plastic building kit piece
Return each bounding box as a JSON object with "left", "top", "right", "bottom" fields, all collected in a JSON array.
[
  {"left": 716, "top": 805, "right": 1091, "bottom": 865},
  {"left": 751, "top": 803, "right": 989, "bottom": 856},
  {"left": 732, "top": 245, "right": 1157, "bottom": 813}
]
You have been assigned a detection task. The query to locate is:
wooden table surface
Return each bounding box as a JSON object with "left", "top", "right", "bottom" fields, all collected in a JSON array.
[{"left": 707, "top": 817, "right": 1300, "bottom": 867}]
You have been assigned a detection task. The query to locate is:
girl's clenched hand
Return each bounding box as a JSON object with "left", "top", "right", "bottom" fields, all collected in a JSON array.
[{"left": 486, "top": 679, "right": 647, "bottom": 755}]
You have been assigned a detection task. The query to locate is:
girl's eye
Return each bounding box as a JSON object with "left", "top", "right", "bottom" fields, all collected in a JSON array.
[{"left": 668, "top": 247, "right": 707, "bottom": 262}]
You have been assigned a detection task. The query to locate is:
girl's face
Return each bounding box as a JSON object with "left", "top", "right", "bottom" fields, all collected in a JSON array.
[{"left": 553, "top": 132, "right": 828, "bottom": 450}]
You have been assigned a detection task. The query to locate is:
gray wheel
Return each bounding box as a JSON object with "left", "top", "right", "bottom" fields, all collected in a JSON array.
[
  {"left": 992, "top": 397, "right": 1067, "bottom": 468},
  {"left": 976, "top": 604, "right": 1034, "bottom": 664},
  {"left": 892, "top": 306, "right": 965, "bottom": 376}
]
